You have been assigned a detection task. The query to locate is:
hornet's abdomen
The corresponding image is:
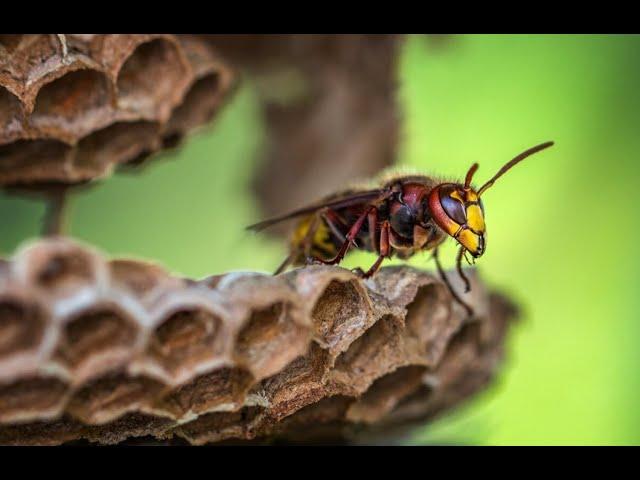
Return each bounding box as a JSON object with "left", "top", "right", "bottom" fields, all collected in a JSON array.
[
  {"left": 289, "top": 214, "right": 339, "bottom": 265},
  {"left": 289, "top": 205, "right": 380, "bottom": 266}
]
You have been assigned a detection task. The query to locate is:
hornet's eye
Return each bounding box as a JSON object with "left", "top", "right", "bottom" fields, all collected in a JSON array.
[{"left": 439, "top": 187, "right": 466, "bottom": 225}]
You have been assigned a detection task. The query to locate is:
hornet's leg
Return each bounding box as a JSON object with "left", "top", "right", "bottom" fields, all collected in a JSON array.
[
  {"left": 368, "top": 207, "right": 378, "bottom": 252},
  {"left": 433, "top": 247, "right": 474, "bottom": 317},
  {"left": 312, "top": 206, "right": 374, "bottom": 266},
  {"left": 456, "top": 246, "right": 471, "bottom": 293},
  {"left": 351, "top": 207, "right": 381, "bottom": 277},
  {"left": 360, "top": 220, "right": 391, "bottom": 279},
  {"left": 274, "top": 252, "right": 296, "bottom": 275},
  {"left": 322, "top": 209, "right": 348, "bottom": 244}
]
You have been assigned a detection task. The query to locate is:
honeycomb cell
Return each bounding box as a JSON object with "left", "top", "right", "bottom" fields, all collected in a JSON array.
[
  {"left": 116, "top": 39, "right": 188, "bottom": 120},
  {"left": 174, "top": 407, "right": 263, "bottom": 445},
  {"left": 148, "top": 308, "right": 223, "bottom": 378},
  {"left": 53, "top": 307, "right": 139, "bottom": 381},
  {"left": 30, "top": 68, "right": 113, "bottom": 142},
  {"left": 18, "top": 240, "right": 101, "bottom": 300},
  {"left": 346, "top": 365, "right": 427, "bottom": 423},
  {"left": 235, "top": 302, "right": 309, "bottom": 380},
  {"left": 311, "top": 279, "right": 369, "bottom": 353},
  {"left": 109, "top": 259, "right": 181, "bottom": 301},
  {"left": 0, "top": 298, "right": 46, "bottom": 361},
  {"left": 74, "top": 120, "right": 160, "bottom": 176},
  {"left": 404, "top": 283, "right": 457, "bottom": 364},
  {"left": 0, "top": 87, "right": 25, "bottom": 144},
  {"left": 157, "top": 367, "right": 254, "bottom": 419},
  {"left": 0, "top": 376, "right": 69, "bottom": 423},
  {"left": 0, "top": 139, "right": 72, "bottom": 186},
  {"left": 256, "top": 343, "right": 331, "bottom": 421},
  {"left": 66, "top": 372, "right": 165, "bottom": 425},
  {"left": 163, "top": 72, "right": 221, "bottom": 141},
  {"left": 332, "top": 315, "right": 404, "bottom": 395}
]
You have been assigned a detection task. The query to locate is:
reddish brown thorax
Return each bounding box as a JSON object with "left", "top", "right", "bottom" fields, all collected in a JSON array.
[
  {"left": 399, "top": 183, "right": 429, "bottom": 208},
  {"left": 385, "top": 183, "right": 435, "bottom": 251}
]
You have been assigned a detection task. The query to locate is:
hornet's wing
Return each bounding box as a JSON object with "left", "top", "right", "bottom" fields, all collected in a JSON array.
[{"left": 246, "top": 189, "right": 385, "bottom": 233}]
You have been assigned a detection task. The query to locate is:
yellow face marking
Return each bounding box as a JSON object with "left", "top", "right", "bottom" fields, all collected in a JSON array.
[
  {"left": 448, "top": 188, "right": 485, "bottom": 233},
  {"left": 456, "top": 228, "right": 482, "bottom": 256},
  {"left": 464, "top": 190, "right": 479, "bottom": 202},
  {"left": 450, "top": 190, "right": 465, "bottom": 203},
  {"left": 466, "top": 204, "right": 485, "bottom": 233}
]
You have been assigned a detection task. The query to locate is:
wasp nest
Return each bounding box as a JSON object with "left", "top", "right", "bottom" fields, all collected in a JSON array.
[
  {"left": 0, "top": 237, "right": 516, "bottom": 445},
  {"left": 0, "top": 34, "right": 234, "bottom": 189}
]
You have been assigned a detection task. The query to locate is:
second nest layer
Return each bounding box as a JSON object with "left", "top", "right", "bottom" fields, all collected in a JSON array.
[
  {"left": 0, "top": 238, "right": 516, "bottom": 444},
  {"left": 0, "top": 34, "right": 234, "bottom": 188}
]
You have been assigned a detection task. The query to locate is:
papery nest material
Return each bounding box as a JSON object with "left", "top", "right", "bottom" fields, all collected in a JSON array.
[
  {"left": 0, "top": 34, "right": 234, "bottom": 188},
  {"left": 0, "top": 237, "right": 516, "bottom": 445}
]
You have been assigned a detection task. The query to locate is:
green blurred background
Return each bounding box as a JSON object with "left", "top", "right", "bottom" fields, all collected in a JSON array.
[{"left": 1, "top": 34, "right": 639, "bottom": 445}]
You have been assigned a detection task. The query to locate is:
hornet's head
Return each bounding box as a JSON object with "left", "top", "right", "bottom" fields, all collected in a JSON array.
[
  {"left": 428, "top": 176, "right": 486, "bottom": 258},
  {"left": 428, "top": 141, "right": 554, "bottom": 258}
]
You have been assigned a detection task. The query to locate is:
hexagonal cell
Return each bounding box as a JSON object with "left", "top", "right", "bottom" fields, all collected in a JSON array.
[
  {"left": 0, "top": 298, "right": 46, "bottom": 361},
  {"left": 0, "top": 138, "right": 72, "bottom": 186},
  {"left": 109, "top": 259, "right": 179, "bottom": 300},
  {"left": 256, "top": 343, "right": 330, "bottom": 420},
  {"left": 0, "top": 35, "right": 70, "bottom": 109},
  {"left": 22, "top": 242, "right": 98, "bottom": 298},
  {"left": 157, "top": 367, "right": 254, "bottom": 419},
  {"left": 30, "top": 68, "right": 113, "bottom": 141},
  {"left": 53, "top": 307, "right": 139, "bottom": 379},
  {"left": 116, "top": 39, "right": 188, "bottom": 119},
  {"left": 381, "top": 323, "right": 495, "bottom": 426},
  {"left": 66, "top": 372, "right": 165, "bottom": 425},
  {"left": 310, "top": 280, "right": 369, "bottom": 352},
  {"left": 0, "top": 376, "right": 69, "bottom": 423},
  {"left": 74, "top": 120, "right": 161, "bottom": 177},
  {"left": 269, "top": 394, "right": 354, "bottom": 442},
  {"left": 404, "top": 284, "right": 456, "bottom": 365},
  {"left": 345, "top": 365, "right": 427, "bottom": 424},
  {"left": 0, "top": 87, "right": 25, "bottom": 144},
  {"left": 428, "top": 322, "right": 489, "bottom": 395},
  {"left": 174, "top": 407, "right": 263, "bottom": 445},
  {"left": 147, "top": 308, "right": 222, "bottom": 376},
  {"left": 332, "top": 314, "right": 404, "bottom": 395},
  {"left": 234, "top": 302, "right": 309, "bottom": 380},
  {"left": 163, "top": 72, "right": 221, "bottom": 141}
]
